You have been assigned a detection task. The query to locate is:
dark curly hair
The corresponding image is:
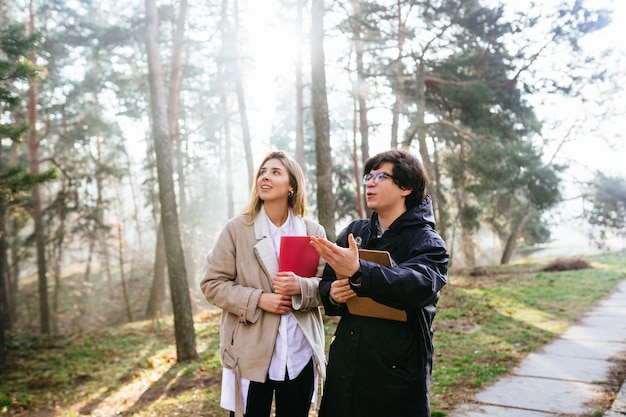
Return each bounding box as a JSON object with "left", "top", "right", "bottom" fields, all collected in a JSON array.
[{"left": 363, "top": 149, "right": 429, "bottom": 209}]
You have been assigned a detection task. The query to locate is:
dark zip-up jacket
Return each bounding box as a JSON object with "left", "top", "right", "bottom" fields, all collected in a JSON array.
[{"left": 318, "top": 196, "right": 448, "bottom": 417}]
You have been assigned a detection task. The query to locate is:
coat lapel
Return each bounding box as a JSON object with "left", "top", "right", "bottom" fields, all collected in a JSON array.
[
  {"left": 253, "top": 207, "right": 308, "bottom": 283},
  {"left": 254, "top": 207, "right": 278, "bottom": 281}
]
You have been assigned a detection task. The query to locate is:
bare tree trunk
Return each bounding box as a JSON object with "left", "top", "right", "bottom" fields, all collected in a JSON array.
[
  {"left": 350, "top": 0, "right": 370, "bottom": 167},
  {"left": 92, "top": 53, "right": 113, "bottom": 296},
  {"left": 390, "top": 0, "right": 406, "bottom": 148},
  {"left": 295, "top": 0, "right": 305, "bottom": 168},
  {"left": 27, "top": 1, "right": 50, "bottom": 335},
  {"left": 0, "top": 200, "right": 6, "bottom": 366},
  {"left": 50, "top": 187, "right": 68, "bottom": 334},
  {"left": 219, "top": 0, "right": 235, "bottom": 218},
  {"left": 145, "top": 0, "right": 197, "bottom": 362},
  {"left": 117, "top": 224, "right": 132, "bottom": 322},
  {"left": 0, "top": 133, "right": 6, "bottom": 368},
  {"left": 143, "top": 99, "right": 167, "bottom": 320},
  {"left": 311, "top": 0, "right": 336, "bottom": 241},
  {"left": 123, "top": 150, "right": 144, "bottom": 253},
  {"left": 8, "top": 217, "right": 19, "bottom": 328},
  {"left": 146, "top": 222, "right": 167, "bottom": 320},
  {"left": 351, "top": 92, "right": 365, "bottom": 219},
  {"left": 232, "top": 0, "right": 254, "bottom": 187},
  {"left": 461, "top": 227, "right": 476, "bottom": 268},
  {"left": 350, "top": 0, "right": 368, "bottom": 219},
  {"left": 0, "top": 0, "right": 8, "bottom": 364},
  {"left": 431, "top": 139, "right": 448, "bottom": 243},
  {"left": 84, "top": 238, "right": 94, "bottom": 282},
  {"left": 169, "top": 0, "right": 188, "bottom": 216},
  {"left": 501, "top": 204, "right": 533, "bottom": 265}
]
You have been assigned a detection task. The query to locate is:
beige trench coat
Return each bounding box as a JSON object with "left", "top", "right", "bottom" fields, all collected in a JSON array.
[{"left": 199, "top": 210, "right": 326, "bottom": 416}]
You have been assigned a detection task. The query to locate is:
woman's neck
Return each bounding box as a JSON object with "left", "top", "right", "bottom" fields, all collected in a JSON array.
[{"left": 264, "top": 202, "right": 289, "bottom": 227}]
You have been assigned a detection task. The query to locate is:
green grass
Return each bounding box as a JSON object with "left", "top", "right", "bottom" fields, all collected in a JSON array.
[
  {"left": 430, "top": 252, "right": 626, "bottom": 412},
  {"left": 1, "top": 252, "right": 625, "bottom": 416}
]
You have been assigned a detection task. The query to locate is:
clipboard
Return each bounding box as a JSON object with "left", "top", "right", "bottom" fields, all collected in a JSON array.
[
  {"left": 279, "top": 236, "right": 320, "bottom": 277},
  {"left": 340, "top": 249, "right": 407, "bottom": 322}
]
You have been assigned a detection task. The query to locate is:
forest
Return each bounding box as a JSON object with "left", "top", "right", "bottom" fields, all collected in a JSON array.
[{"left": 1, "top": 0, "right": 626, "bottom": 371}]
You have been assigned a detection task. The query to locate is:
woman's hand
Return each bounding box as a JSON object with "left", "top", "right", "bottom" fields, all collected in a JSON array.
[
  {"left": 273, "top": 271, "right": 301, "bottom": 296},
  {"left": 258, "top": 293, "right": 293, "bottom": 314}
]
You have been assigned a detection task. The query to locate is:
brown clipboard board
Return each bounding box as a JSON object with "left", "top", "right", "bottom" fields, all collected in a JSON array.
[{"left": 339, "top": 249, "right": 407, "bottom": 322}]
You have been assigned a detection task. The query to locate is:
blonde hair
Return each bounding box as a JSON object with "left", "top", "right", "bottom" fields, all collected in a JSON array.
[{"left": 241, "top": 150, "right": 308, "bottom": 220}]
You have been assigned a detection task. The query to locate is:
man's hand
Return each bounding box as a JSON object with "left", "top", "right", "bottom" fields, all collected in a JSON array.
[
  {"left": 310, "top": 234, "right": 360, "bottom": 278},
  {"left": 329, "top": 278, "right": 356, "bottom": 303}
]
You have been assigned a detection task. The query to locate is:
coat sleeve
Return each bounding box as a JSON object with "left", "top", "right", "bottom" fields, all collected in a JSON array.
[
  {"left": 199, "top": 220, "right": 263, "bottom": 324},
  {"left": 354, "top": 231, "right": 448, "bottom": 310}
]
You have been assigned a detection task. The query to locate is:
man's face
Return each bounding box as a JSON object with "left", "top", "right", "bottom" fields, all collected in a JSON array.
[{"left": 364, "top": 162, "right": 411, "bottom": 217}]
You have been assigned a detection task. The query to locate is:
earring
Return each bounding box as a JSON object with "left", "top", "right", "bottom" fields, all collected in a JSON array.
[{"left": 288, "top": 190, "right": 294, "bottom": 197}]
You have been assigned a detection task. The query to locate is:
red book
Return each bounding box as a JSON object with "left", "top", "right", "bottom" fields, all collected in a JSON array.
[{"left": 279, "top": 236, "right": 320, "bottom": 277}]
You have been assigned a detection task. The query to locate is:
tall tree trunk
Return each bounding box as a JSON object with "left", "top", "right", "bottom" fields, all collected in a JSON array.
[
  {"left": 232, "top": 0, "right": 254, "bottom": 188},
  {"left": 431, "top": 139, "right": 448, "bottom": 243},
  {"left": 409, "top": 63, "right": 449, "bottom": 241},
  {"left": 50, "top": 187, "right": 68, "bottom": 334},
  {"left": 350, "top": 0, "right": 368, "bottom": 219},
  {"left": 295, "top": 0, "right": 305, "bottom": 168},
  {"left": 145, "top": 0, "right": 197, "bottom": 362},
  {"left": 117, "top": 224, "right": 132, "bottom": 322},
  {"left": 84, "top": 238, "right": 94, "bottom": 282},
  {"left": 8, "top": 216, "right": 19, "bottom": 328},
  {"left": 92, "top": 52, "right": 113, "bottom": 296},
  {"left": 144, "top": 98, "right": 167, "bottom": 319},
  {"left": 123, "top": 150, "right": 144, "bottom": 253},
  {"left": 500, "top": 204, "right": 533, "bottom": 265},
  {"left": 169, "top": 0, "right": 196, "bottom": 295},
  {"left": 219, "top": 0, "right": 235, "bottom": 219},
  {"left": 351, "top": 0, "right": 369, "bottom": 167},
  {"left": 0, "top": 198, "right": 6, "bottom": 366},
  {"left": 0, "top": 0, "right": 8, "bottom": 365},
  {"left": 146, "top": 223, "right": 167, "bottom": 320},
  {"left": 311, "top": 0, "right": 336, "bottom": 241},
  {"left": 351, "top": 98, "right": 365, "bottom": 219},
  {"left": 169, "top": 0, "right": 187, "bottom": 217},
  {"left": 461, "top": 227, "right": 476, "bottom": 268},
  {"left": 27, "top": 1, "right": 50, "bottom": 335},
  {"left": 390, "top": 0, "right": 405, "bottom": 149}
]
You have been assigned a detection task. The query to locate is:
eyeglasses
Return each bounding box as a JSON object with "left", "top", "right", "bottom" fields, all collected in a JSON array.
[{"left": 363, "top": 172, "right": 395, "bottom": 184}]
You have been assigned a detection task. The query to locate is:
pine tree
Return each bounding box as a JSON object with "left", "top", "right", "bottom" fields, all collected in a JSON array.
[{"left": 0, "top": 22, "right": 56, "bottom": 367}]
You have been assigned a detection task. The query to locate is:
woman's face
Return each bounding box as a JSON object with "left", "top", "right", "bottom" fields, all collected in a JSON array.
[{"left": 257, "top": 158, "right": 292, "bottom": 203}]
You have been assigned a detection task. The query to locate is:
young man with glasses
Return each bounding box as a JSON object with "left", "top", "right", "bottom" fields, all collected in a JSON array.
[{"left": 311, "top": 149, "right": 449, "bottom": 417}]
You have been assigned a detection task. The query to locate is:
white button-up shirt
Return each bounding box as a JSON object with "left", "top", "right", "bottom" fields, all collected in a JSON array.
[{"left": 266, "top": 211, "right": 313, "bottom": 381}]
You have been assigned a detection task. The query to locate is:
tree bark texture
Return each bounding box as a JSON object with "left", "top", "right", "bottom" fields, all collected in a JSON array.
[
  {"left": 0, "top": 154, "right": 6, "bottom": 367},
  {"left": 500, "top": 204, "right": 533, "bottom": 265},
  {"left": 350, "top": 0, "right": 370, "bottom": 167},
  {"left": 311, "top": 0, "right": 336, "bottom": 241},
  {"left": 295, "top": 0, "right": 305, "bottom": 168},
  {"left": 145, "top": 0, "right": 197, "bottom": 361},
  {"left": 219, "top": 0, "right": 235, "bottom": 219},
  {"left": 28, "top": 1, "right": 50, "bottom": 335},
  {"left": 146, "top": 222, "right": 167, "bottom": 320},
  {"left": 232, "top": 0, "right": 254, "bottom": 188}
]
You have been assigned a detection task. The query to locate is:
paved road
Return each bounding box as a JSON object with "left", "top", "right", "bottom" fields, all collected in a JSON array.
[{"left": 446, "top": 279, "right": 626, "bottom": 417}]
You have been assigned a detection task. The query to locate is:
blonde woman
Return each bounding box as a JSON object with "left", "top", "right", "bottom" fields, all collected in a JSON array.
[{"left": 200, "top": 150, "right": 326, "bottom": 417}]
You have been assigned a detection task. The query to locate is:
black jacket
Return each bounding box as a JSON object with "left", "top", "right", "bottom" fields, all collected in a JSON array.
[{"left": 318, "top": 196, "right": 448, "bottom": 417}]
